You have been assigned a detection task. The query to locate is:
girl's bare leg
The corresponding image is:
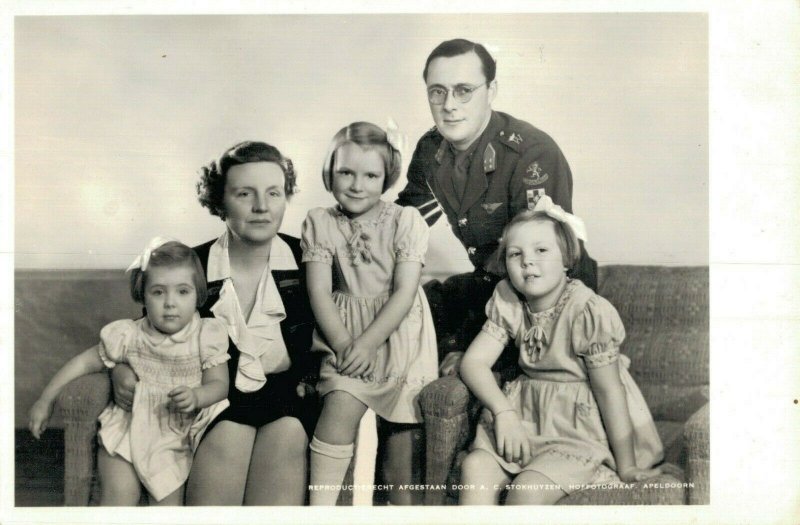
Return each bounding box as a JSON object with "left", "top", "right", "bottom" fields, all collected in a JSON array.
[
  {"left": 382, "top": 423, "right": 424, "bottom": 505},
  {"left": 504, "top": 470, "right": 566, "bottom": 505},
  {"left": 185, "top": 421, "right": 256, "bottom": 505},
  {"left": 97, "top": 448, "right": 142, "bottom": 506},
  {"left": 458, "top": 449, "right": 511, "bottom": 505},
  {"left": 310, "top": 391, "right": 368, "bottom": 505}
]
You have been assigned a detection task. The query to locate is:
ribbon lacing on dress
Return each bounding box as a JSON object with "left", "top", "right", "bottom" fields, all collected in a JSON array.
[
  {"left": 523, "top": 324, "right": 547, "bottom": 361},
  {"left": 346, "top": 222, "right": 373, "bottom": 266}
]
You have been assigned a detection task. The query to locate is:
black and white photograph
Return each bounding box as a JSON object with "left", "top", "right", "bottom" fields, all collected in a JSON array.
[{"left": 2, "top": 2, "right": 798, "bottom": 524}]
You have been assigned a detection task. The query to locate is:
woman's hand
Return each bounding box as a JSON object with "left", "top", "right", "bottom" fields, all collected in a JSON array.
[
  {"left": 168, "top": 385, "right": 199, "bottom": 413},
  {"left": 494, "top": 409, "right": 531, "bottom": 465},
  {"left": 111, "top": 364, "right": 139, "bottom": 411},
  {"left": 618, "top": 465, "right": 662, "bottom": 483},
  {"left": 338, "top": 340, "right": 377, "bottom": 379},
  {"left": 28, "top": 399, "right": 54, "bottom": 440},
  {"left": 439, "top": 351, "right": 464, "bottom": 376}
]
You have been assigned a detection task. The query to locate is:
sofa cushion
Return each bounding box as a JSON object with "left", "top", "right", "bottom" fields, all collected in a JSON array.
[{"left": 598, "top": 266, "right": 708, "bottom": 420}]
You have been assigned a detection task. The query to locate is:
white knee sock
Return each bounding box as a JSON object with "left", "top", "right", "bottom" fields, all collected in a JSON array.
[{"left": 309, "top": 436, "right": 354, "bottom": 506}]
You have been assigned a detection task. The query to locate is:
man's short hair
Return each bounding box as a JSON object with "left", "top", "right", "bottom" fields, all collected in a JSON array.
[{"left": 423, "top": 38, "right": 497, "bottom": 83}]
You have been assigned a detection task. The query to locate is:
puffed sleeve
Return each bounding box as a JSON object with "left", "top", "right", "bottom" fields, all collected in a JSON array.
[
  {"left": 480, "top": 280, "right": 524, "bottom": 347},
  {"left": 572, "top": 294, "right": 627, "bottom": 369},
  {"left": 97, "top": 319, "right": 137, "bottom": 368},
  {"left": 198, "top": 317, "right": 231, "bottom": 370},
  {"left": 300, "top": 208, "right": 335, "bottom": 265},
  {"left": 393, "top": 206, "right": 429, "bottom": 264}
]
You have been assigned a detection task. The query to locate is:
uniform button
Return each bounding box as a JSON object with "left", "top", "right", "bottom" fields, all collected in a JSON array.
[
  {"left": 467, "top": 247, "right": 477, "bottom": 255},
  {"left": 458, "top": 218, "right": 468, "bottom": 227}
]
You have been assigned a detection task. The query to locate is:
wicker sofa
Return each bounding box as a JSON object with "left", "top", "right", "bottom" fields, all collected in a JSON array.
[
  {"left": 418, "top": 265, "right": 709, "bottom": 505},
  {"left": 47, "top": 265, "right": 707, "bottom": 506}
]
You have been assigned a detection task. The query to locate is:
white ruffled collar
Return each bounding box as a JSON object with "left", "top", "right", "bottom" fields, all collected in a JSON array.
[{"left": 206, "top": 230, "right": 293, "bottom": 392}]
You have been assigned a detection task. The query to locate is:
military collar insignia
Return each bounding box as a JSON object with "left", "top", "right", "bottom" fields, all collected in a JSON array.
[
  {"left": 524, "top": 162, "right": 549, "bottom": 186},
  {"left": 483, "top": 143, "right": 496, "bottom": 173},
  {"left": 508, "top": 132, "right": 523, "bottom": 145},
  {"left": 435, "top": 139, "right": 447, "bottom": 164}
]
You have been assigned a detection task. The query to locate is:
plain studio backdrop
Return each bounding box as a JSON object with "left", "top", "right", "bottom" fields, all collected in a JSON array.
[{"left": 14, "top": 13, "right": 707, "bottom": 274}]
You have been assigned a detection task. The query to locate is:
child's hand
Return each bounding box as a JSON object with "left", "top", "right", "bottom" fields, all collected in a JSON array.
[
  {"left": 618, "top": 465, "right": 662, "bottom": 483},
  {"left": 168, "top": 385, "right": 198, "bottom": 413},
  {"left": 338, "top": 341, "right": 377, "bottom": 379},
  {"left": 493, "top": 410, "right": 531, "bottom": 465},
  {"left": 439, "top": 351, "right": 464, "bottom": 376},
  {"left": 28, "top": 399, "right": 54, "bottom": 440}
]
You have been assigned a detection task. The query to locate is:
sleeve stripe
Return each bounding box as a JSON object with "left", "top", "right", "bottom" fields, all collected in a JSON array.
[
  {"left": 423, "top": 209, "right": 443, "bottom": 226},
  {"left": 416, "top": 198, "right": 439, "bottom": 216}
]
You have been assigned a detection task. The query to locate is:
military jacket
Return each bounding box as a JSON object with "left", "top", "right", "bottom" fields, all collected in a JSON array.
[{"left": 396, "top": 111, "right": 573, "bottom": 272}]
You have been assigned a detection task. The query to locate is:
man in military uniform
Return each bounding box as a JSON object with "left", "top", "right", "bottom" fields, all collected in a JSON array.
[{"left": 396, "top": 38, "right": 596, "bottom": 374}]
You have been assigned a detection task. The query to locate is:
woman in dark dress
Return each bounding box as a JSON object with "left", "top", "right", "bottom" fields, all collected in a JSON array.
[{"left": 112, "top": 142, "right": 317, "bottom": 504}]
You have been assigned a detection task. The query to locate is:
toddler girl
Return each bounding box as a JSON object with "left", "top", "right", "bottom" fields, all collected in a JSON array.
[
  {"left": 301, "top": 121, "right": 438, "bottom": 505},
  {"left": 459, "top": 197, "right": 663, "bottom": 505},
  {"left": 28, "top": 238, "right": 230, "bottom": 505}
]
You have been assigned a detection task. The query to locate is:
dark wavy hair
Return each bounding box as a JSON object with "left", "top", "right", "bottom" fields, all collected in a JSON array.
[
  {"left": 129, "top": 241, "right": 208, "bottom": 307},
  {"left": 321, "top": 122, "right": 402, "bottom": 193},
  {"left": 423, "top": 38, "right": 497, "bottom": 83},
  {"left": 196, "top": 141, "right": 298, "bottom": 220},
  {"left": 486, "top": 210, "right": 582, "bottom": 278}
]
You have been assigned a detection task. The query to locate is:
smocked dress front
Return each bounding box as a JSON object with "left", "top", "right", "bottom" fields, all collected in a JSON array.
[
  {"left": 96, "top": 313, "right": 230, "bottom": 501},
  {"left": 471, "top": 279, "right": 663, "bottom": 492},
  {"left": 300, "top": 201, "right": 438, "bottom": 423}
]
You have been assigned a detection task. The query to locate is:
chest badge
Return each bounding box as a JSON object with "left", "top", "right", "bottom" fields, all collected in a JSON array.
[
  {"left": 524, "top": 162, "right": 549, "bottom": 186},
  {"left": 481, "top": 202, "right": 502, "bottom": 215},
  {"left": 526, "top": 189, "right": 546, "bottom": 210}
]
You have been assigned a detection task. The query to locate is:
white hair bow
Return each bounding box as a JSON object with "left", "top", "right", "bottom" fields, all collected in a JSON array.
[
  {"left": 385, "top": 117, "right": 407, "bottom": 156},
  {"left": 126, "top": 236, "right": 177, "bottom": 273},
  {"left": 533, "top": 196, "right": 588, "bottom": 242}
]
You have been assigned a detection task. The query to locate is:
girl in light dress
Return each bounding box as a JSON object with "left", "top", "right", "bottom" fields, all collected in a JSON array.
[
  {"left": 459, "top": 197, "right": 664, "bottom": 505},
  {"left": 28, "top": 238, "right": 230, "bottom": 505},
  {"left": 302, "top": 121, "right": 438, "bottom": 505}
]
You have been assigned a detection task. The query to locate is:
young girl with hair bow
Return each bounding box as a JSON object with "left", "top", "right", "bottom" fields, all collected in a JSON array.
[
  {"left": 28, "top": 238, "right": 230, "bottom": 505},
  {"left": 301, "top": 120, "right": 437, "bottom": 505},
  {"left": 458, "top": 197, "right": 664, "bottom": 505}
]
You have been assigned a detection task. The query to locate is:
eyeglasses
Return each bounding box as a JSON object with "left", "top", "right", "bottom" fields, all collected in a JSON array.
[{"left": 427, "top": 83, "right": 488, "bottom": 105}]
